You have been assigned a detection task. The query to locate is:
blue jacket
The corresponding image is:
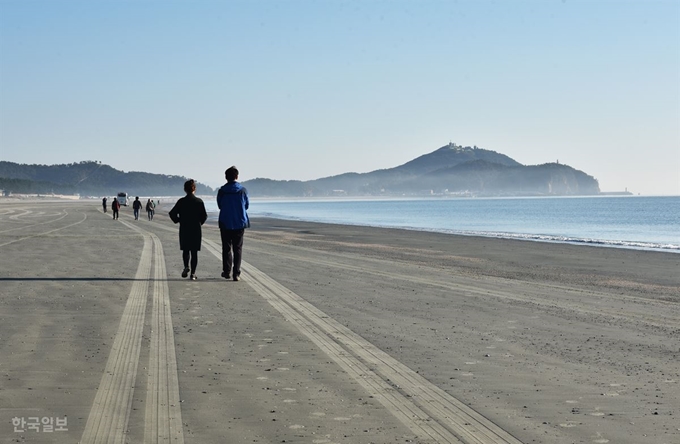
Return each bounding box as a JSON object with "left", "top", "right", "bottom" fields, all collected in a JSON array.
[{"left": 217, "top": 182, "right": 250, "bottom": 230}]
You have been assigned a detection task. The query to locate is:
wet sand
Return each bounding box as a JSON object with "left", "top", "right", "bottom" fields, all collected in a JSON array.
[{"left": 0, "top": 200, "right": 678, "bottom": 443}]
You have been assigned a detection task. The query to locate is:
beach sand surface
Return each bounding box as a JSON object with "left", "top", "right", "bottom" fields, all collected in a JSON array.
[{"left": 0, "top": 200, "right": 677, "bottom": 443}]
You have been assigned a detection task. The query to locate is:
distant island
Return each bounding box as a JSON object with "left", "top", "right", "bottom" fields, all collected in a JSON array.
[
  {"left": 0, "top": 143, "right": 606, "bottom": 198},
  {"left": 242, "top": 143, "right": 602, "bottom": 197}
]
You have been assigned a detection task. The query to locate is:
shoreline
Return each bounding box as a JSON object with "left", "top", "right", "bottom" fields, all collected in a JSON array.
[
  {"left": 245, "top": 216, "right": 680, "bottom": 302},
  {"left": 6, "top": 196, "right": 677, "bottom": 253},
  {"left": 209, "top": 213, "right": 678, "bottom": 254},
  {"left": 248, "top": 215, "right": 680, "bottom": 253},
  {"left": 201, "top": 196, "right": 680, "bottom": 254}
]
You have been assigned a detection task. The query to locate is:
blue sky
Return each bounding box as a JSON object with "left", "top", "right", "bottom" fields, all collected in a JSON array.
[{"left": 1, "top": 0, "right": 678, "bottom": 194}]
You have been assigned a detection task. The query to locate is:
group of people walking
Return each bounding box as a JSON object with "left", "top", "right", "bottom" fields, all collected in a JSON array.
[
  {"left": 133, "top": 197, "right": 156, "bottom": 220},
  {"left": 102, "top": 197, "right": 121, "bottom": 219},
  {"left": 168, "top": 166, "right": 249, "bottom": 282},
  {"left": 102, "top": 197, "right": 155, "bottom": 220}
]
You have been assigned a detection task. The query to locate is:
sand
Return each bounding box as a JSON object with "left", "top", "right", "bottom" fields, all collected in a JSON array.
[{"left": 0, "top": 199, "right": 677, "bottom": 444}]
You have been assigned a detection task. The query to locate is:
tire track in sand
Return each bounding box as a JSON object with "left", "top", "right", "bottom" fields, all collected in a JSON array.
[
  {"left": 81, "top": 220, "right": 184, "bottom": 443},
  {"left": 80, "top": 222, "right": 151, "bottom": 444},
  {"left": 143, "top": 230, "right": 185, "bottom": 444},
  {"left": 245, "top": 243, "right": 680, "bottom": 329},
  {"left": 202, "top": 237, "right": 522, "bottom": 444}
]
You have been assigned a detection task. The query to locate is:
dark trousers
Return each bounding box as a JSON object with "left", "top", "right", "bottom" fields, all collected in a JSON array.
[
  {"left": 220, "top": 228, "right": 244, "bottom": 277},
  {"left": 112, "top": 209, "right": 119, "bottom": 219},
  {"left": 182, "top": 250, "right": 198, "bottom": 274}
]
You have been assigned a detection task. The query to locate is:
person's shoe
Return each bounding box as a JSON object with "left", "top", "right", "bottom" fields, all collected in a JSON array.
[
  {"left": 221, "top": 271, "right": 230, "bottom": 280},
  {"left": 233, "top": 274, "right": 240, "bottom": 282},
  {"left": 190, "top": 274, "right": 197, "bottom": 281},
  {"left": 181, "top": 267, "right": 190, "bottom": 278}
]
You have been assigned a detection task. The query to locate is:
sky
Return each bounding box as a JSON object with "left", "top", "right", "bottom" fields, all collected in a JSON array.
[{"left": 0, "top": 0, "right": 678, "bottom": 195}]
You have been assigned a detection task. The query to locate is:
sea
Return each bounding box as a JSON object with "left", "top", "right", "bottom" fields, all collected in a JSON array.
[{"left": 203, "top": 195, "right": 680, "bottom": 253}]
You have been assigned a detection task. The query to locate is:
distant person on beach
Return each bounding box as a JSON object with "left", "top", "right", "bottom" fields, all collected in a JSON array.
[
  {"left": 132, "top": 196, "right": 142, "bottom": 220},
  {"left": 217, "top": 166, "right": 250, "bottom": 281},
  {"left": 146, "top": 198, "right": 155, "bottom": 220},
  {"left": 111, "top": 197, "right": 120, "bottom": 220},
  {"left": 102, "top": 197, "right": 107, "bottom": 213},
  {"left": 169, "top": 179, "right": 208, "bottom": 281}
]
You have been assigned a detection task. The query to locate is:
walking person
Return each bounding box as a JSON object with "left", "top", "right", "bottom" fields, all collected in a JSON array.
[
  {"left": 102, "top": 197, "right": 107, "bottom": 213},
  {"left": 111, "top": 197, "right": 120, "bottom": 220},
  {"left": 217, "top": 166, "right": 250, "bottom": 281},
  {"left": 132, "top": 196, "right": 142, "bottom": 220},
  {"left": 169, "top": 179, "right": 208, "bottom": 281},
  {"left": 146, "top": 198, "right": 155, "bottom": 221}
]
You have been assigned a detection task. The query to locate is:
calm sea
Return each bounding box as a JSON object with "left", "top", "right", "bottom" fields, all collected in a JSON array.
[{"left": 204, "top": 196, "right": 680, "bottom": 252}]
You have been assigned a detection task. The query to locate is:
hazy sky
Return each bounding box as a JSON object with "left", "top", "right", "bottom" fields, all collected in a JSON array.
[{"left": 1, "top": 0, "right": 678, "bottom": 195}]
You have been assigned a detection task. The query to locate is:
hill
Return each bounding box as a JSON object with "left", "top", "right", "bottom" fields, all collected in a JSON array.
[
  {"left": 242, "top": 143, "right": 600, "bottom": 197},
  {"left": 0, "top": 161, "right": 214, "bottom": 196},
  {"left": 0, "top": 144, "right": 601, "bottom": 198}
]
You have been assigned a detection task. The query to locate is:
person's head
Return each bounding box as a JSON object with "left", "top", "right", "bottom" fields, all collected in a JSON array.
[
  {"left": 225, "top": 166, "right": 239, "bottom": 183},
  {"left": 135, "top": 196, "right": 139, "bottom": 200},
  {"left": 184, "top": 179, "right": 196, "bottom": 195}
]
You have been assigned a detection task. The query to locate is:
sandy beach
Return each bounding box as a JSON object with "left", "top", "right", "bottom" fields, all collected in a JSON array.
[{"left": 0, "top": 199, "right": 678, "bottom": 443}]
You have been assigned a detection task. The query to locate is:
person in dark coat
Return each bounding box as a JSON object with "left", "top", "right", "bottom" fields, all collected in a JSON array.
[
  {"left": 169, "top": 179, "right": 208, "bottom": 280},
  {"left": 111, "top": 198, "right": 120, "bottom": 220},
  {"left": 132, "top": 196, "right": 142, "bottom": 220},
  {"left": 102, "top": 197, "right": 107, "bottom": 213}
]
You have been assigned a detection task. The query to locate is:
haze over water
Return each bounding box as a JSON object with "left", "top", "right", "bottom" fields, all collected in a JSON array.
[{"left": 205, "top": 195, "right": 680, "bottom": 252}]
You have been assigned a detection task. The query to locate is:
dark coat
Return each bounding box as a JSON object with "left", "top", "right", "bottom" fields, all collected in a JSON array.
[{"left": 168, "top": 194, "right": 208, "bottom": 251}]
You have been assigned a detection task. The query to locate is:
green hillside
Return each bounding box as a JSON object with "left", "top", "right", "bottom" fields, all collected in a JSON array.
[{"left": 0, "top": 161, "right": 214, "bottom": 196}]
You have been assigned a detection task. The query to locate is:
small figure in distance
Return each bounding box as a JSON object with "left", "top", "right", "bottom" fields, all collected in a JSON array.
[
  {"left": 132, "top": 196, "right": 142, "bottom": 220},
  {"left": 169, "top": 179, "right": 208, "bottom": 281},
  {"left": 111, "top": 197, "right": 120, "bottom": 220},
  {"left": 102, "top": 196, "right": 107, "bottom": 213},
  {"left": 146, "top": 198, "right": 155, "bottom": 221},
  {"left": 217, "top": 166, "right": 250, "bottom": 281}
]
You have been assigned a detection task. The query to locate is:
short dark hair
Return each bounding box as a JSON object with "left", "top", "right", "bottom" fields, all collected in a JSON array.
[
  {"left": 184, "top": 179, "right": 196, "bottom": 194},
  {"left": 225, "top": 166, "right": 239, "bottom": 182}
]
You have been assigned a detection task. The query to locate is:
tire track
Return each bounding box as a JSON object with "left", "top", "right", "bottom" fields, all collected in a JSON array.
[
  {"left": 144, "top": 230, "right": 185, "bottom": 444},
  {"left": 0, "top": 209, "right": 68, "bottom": 233},
  {"left": 0, "top": 211, "right": 84, "bottom": 247},
  {"left": 244, "top": 242, "right": 680, "bottom": 329},
  {"left": 80, "top": 224, "right": 152, "bottom": 444},
  {"left": 201, "top": 237, "right": 523, "bottom": 444}
]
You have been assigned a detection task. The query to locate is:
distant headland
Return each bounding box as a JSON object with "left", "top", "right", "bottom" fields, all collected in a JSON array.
[
  {"left": 242, "top": 143, "right": 602, "bottom": 197},
  {"left": 1, "top": 143, "right": 607, "bottom": 198}
]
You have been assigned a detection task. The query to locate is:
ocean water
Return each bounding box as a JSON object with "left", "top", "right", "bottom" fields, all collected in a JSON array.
[{"left": 204, "top": 196, "right": 680, "bottom": 252}]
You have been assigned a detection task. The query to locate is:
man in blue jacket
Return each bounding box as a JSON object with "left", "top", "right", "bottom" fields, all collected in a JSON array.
[{"left": 217, "top": 166, "right": 250, "bottom": 281}]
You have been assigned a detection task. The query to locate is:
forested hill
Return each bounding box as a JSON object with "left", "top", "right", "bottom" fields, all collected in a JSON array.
[
  {"left": 242, "top": 144, "right": 601, "bottom": 197},
  {"left": 0, "top": 161, "right": 213, "bottom": 196},
  {"left": 0, "top": 144, "right": 601, "bottom": 198}
]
